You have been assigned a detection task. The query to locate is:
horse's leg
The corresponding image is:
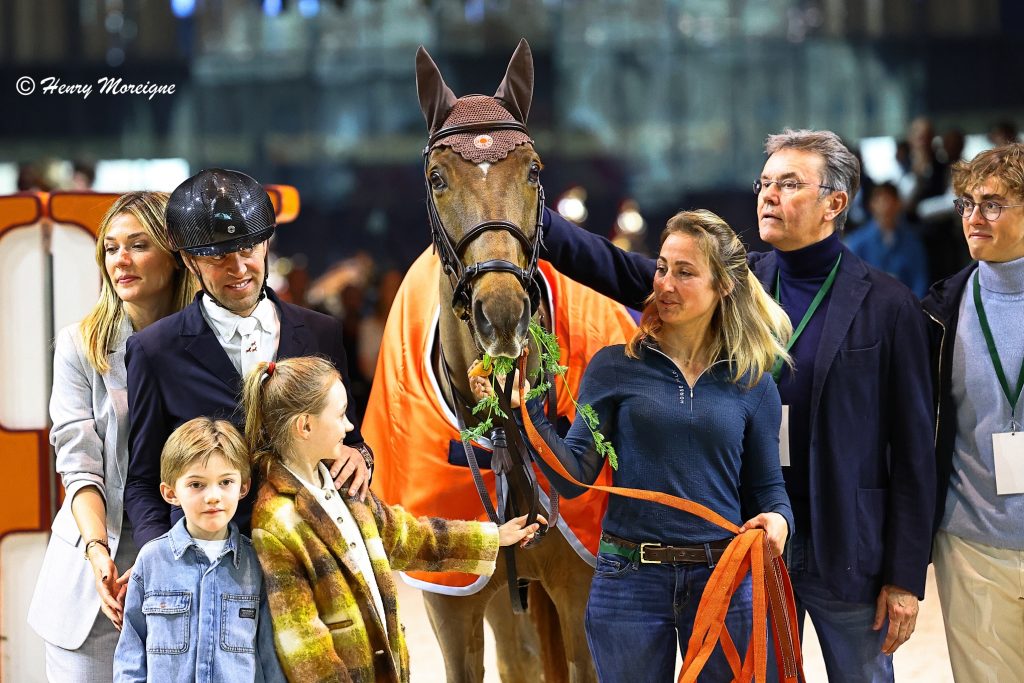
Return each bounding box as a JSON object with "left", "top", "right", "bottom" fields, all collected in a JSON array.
[
  {"left": 482, "top": 547, "right": 546, "bottom": 682},
  {"left": 527, "top": 579, "right": 569, "bottom": 683},
  {"left": 539, "top": 532, "right": 598, "bottom": 683},
  {"left": 485, "top": 580, "right": 546, "bottom": 682},
  {"left": 423, "top": 579, "right": 500, "bottom": 683}
]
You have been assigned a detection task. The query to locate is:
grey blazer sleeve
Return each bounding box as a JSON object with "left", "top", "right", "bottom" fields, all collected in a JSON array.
[{"left": 50, "top": 325, "right": 108, "bottom": 502}]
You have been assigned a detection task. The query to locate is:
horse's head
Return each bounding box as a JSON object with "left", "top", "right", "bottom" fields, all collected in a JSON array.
[{"left": 416, "top": 39, "right": 543, "bottom": 359}]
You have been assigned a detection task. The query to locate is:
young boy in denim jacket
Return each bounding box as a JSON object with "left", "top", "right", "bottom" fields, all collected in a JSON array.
[{"left": 115, "top": 417, "right": 283, "bottom": 682}]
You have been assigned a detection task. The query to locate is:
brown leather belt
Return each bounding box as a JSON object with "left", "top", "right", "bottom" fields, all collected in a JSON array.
[{"left": 600, "top": 532, "right": 731, "bottom": 566}]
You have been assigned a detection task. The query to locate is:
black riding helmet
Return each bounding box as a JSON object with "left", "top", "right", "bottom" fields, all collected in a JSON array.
[
  {"left": 166, "top": 168, "right": 276, "bottom": 258},
  {"left": 167, "top": 168, "right": 276, "bottom": 310}
]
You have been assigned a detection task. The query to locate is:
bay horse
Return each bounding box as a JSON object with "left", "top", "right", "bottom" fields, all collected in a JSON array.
[{"left": 361, "top": 40, "right": 636, "bottom": 681}]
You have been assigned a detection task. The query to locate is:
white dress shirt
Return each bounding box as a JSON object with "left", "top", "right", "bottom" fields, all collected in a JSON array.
[
  {"left": 200, "top": 294, "right": 280, "bottom": 378},
  {"left": 285, "top": 462, "right": 388, "bottom": 633}
]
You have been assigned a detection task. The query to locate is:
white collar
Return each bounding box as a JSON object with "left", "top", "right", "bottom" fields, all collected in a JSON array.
[
  {"left": 285, "top": 461, "right": 335, "bottom": 496},
  {"left": 201, "top": 294, "right": 277, "bottom": 344}
]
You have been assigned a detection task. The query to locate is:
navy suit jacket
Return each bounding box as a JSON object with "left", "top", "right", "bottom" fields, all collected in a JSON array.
[
  {"left": 541, "top": 208, "right": 935, "bottom": 602},
  {"left": 125, "top": 288, "right": 364, "bottom": 547}
]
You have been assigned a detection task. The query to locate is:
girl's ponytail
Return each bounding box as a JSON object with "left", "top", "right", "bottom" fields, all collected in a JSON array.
[{"left": 240, "top": 356, "right": 340, "bottom": 479}]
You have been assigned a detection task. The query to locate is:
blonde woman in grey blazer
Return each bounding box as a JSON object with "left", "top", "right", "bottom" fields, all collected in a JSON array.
[{"left": 28, "top": 192, "right": 197, "bottom": 682}]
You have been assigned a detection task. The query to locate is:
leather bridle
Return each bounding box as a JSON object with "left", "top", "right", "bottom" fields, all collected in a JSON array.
[
  {"left": 425, "top": 116, "right": 554, "bottom": 614},
  {"left": 423, "top": 118, "right": 545, "bottom": 321}
]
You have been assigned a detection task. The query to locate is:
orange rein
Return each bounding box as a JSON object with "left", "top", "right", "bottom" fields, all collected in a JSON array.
[{"left": 516, "top": 355, "right": 804, "bottom": 683}]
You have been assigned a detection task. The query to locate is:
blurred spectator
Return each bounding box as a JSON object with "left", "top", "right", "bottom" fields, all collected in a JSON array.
[
  {"left": 70, "top": 161, "right": 96, "bottom": 190},
  {"left": 339, "top": 282, "right": 371, "bottom": 414},
  {"left": 988, "top": 120, "right": 1019, "bottom": 147},
  {"left": 899, "top": 117, "right": 948, "bottom": 222},
  {"left": 357, "top": 268, "right": 403, "bottom": 382},
  {"left": 939, "top": 128, "right": 966, "bottom": 168},
  {"left": 916, "top": 126, "right": 972, "bottom": 282},
  {"left": 846, "top": 144, "right": 876, "bottom": 230},
  {"left": 845, "top": 182, "right": 929, "bottom": 298},
  {"left": 17, "top": 162, "right": 52, "bottom": 192}
]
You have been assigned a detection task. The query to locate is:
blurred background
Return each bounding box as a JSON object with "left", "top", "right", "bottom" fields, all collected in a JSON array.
[
  {"left": 3, "top": 3, "right": 1017, "bottom": 679},
  {"left": 5, "top": 0, "right": 1024, "bottom": 408}
]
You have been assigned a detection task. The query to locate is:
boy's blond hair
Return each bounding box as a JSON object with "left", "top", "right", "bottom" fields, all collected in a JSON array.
[{"left": 160, "top": 417, "right": 251, "bottom": 486}]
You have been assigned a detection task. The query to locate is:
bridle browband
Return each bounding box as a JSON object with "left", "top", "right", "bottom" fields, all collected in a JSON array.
[{"left": 423, "top": 117, "right": 545, "bottom": 321}]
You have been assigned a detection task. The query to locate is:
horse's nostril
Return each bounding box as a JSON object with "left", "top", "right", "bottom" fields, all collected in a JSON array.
[
  {"left": 474, "top": 299, "right": 495, "bottom": 338},
  {"left": 516, "top": 296, "right": 531, "bottom": 338}
]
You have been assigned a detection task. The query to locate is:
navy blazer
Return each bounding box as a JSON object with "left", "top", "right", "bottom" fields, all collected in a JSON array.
[
  {"left": 125, "top": 288, "right": 364, "bottom": 548},
  {"left": 541, "top": 208, "right": 935, "bottom": 602}
]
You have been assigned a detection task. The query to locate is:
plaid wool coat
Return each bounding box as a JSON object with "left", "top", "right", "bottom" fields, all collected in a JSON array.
[{"left": 251, "top": 461, "right": 499, "bottom": 682}]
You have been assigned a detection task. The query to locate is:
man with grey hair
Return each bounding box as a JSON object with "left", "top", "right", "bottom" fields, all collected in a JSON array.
[{"left": 535, "top": 128, "right": 935, "bottom": 681}]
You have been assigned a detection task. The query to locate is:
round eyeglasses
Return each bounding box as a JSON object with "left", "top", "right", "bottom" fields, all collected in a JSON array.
[
  {"left": 753, "top": 179, "right": 835, "bottom": 195},
  {"left": 953, "top": 197, "right": 1024, "bottom": 221}
]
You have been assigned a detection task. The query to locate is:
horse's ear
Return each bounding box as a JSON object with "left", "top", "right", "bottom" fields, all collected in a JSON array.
[
  {"left": 493, "top": 38, "right": 534, "bottom": 124},
  {"left": 416, "top": 45, "right": 458, "bottom": 133}
]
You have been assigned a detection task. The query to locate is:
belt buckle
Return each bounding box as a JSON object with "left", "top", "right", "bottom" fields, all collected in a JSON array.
[{"left": 639, "top": 542, "right": 662, "bottom": 564}]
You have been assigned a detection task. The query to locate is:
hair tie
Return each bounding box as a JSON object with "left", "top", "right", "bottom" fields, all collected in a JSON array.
[{"left": 261, "top": 361, "right": 276, "bottom": 385}]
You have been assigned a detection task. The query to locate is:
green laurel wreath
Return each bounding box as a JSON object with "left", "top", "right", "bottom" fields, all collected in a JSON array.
[{"left": 459, "top": 320, "right": 619, "bottom": 470}]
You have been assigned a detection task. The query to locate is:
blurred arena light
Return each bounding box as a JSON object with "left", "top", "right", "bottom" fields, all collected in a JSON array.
[
  {"left": 263, "top": 0, "right": 283, "bottom": 17},
  {"left": 0, "top": 164, "right": 17, "bottom": 194},
  {"left": 556, "top": 186, "right": 588, "bottom": 224},
  {"left": 170, "top": 0, "right": 197, "bottom": 19},
  {"left": 297, "top": 0, "right": 320, "bottom": 17},
  {"left": 93, "top": 158, "right": 190, "bottom": 192},
  {"left": 858, "top": 136, "right": 902, "bottom": 184},
  {"left": 962, "top": 133, "right": 996, "bottom": 161},
  {"left": 860, "top": 134, "right": 993, "bottom": 185},
  {"left": 616, "top": 199, "right": 646, "bottom": 235}
]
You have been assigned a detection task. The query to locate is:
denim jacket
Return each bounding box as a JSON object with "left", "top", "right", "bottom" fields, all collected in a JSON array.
[{"left": 114, "top": 519, "right": 284, "bottom": 682}]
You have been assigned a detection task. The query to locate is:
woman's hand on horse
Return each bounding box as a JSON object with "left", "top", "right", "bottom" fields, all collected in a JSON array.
[
  {"left": 498, "top": 513, "right": 547, "bottom": 548},
  {"left": 468, "top": 360, "right": 531, "bottom": 409},
  {"left": 737, "top": 511, "right": 789, "bottom": 557},
  {"left": 329, "top": 445, "right": 371, "bottom": 501}
]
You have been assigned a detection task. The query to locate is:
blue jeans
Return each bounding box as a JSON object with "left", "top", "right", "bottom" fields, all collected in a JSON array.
[
  {"left": 585, "top": 550, "right": 753, "bottom": 682},
  {"left": 769, "top": 532, "right": 893, "bottom": 683}
]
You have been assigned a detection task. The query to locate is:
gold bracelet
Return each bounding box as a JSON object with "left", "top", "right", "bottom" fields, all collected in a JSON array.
[{"left": 83, "top": 538, "right": 110, "bottom": 560}]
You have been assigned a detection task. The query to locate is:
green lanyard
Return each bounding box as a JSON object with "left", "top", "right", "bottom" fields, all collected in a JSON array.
[
  {"left": 973, "top": 272, "right": 1024, "bottom": 424},
  {"left": 771, "top": 254, "right": 842, "bottom": 382}
]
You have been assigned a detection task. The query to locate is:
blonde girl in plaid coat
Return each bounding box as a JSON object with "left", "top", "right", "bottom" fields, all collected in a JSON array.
[{"left": 241, "top": 356, "right": 541, "bottom": 682}]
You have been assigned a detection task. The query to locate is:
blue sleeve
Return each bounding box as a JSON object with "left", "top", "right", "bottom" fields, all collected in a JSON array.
[
  {"left": 255, "top": 587, "right": 286, "bottom": 683},
  {"left": 739, "top": 379, "right": 794, "bottom": 535},
  {"left": 113, "top": 566, "right": 147, "bottom": 682},
  {"left": 882, "top": 295, "right": 935, "bottom": 597},
  {"left": 541, "top": 207, "right": 655, "bottom": 311},
  {"left": 526, "top": 347, "right": 619, "bottom": 497},
  {"left": 125, "top": 336, "right": 173, "bottom": 548}
]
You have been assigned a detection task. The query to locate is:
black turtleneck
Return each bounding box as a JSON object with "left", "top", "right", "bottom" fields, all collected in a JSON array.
[{"left": 774, "top": 231, "right": 843, "bottom": 535}]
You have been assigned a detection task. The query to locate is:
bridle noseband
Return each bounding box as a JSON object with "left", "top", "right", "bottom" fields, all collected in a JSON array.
[{"left": 423, "top": 118, "right": 545, "bottom": 321}]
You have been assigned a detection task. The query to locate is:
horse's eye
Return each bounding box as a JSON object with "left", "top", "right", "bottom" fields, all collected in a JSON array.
[
  {"left": 528, "top": 162, "right": 541, "bottom": 184},
  {"left": 430, "top": 170, "right": 447, "bottom": 191}
]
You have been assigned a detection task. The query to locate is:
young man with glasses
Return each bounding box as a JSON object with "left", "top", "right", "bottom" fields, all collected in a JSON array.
[
  {"left": 923, "top": 142, "right": 1024, "bottom": 681},
  {"left": 124, "top": 169, "right": 374, "bottom": 548},
  {"left": 536, "top": 129, "right": 935, "bottom": 682}
]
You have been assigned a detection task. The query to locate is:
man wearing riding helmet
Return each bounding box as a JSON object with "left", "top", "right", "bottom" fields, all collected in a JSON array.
[{"left": 124, "top": 168, "right": 373, "bottom": 548}]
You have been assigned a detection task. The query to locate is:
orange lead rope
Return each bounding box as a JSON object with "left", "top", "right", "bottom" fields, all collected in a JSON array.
[{"left": 516, "top": 355, "right": 805, "bottom": 683}]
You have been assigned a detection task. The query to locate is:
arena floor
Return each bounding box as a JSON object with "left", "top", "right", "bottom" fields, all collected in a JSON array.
[{"left": 398, "top": 566, "right": 954, "bottom": 682}]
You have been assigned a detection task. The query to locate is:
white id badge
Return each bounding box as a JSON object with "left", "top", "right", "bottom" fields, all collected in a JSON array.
[
  {"left": 993, "top": 431, "right": 1024, "bottom": 495},
  {"left": 779, "top": 405, "right": 791, "bottom": 467}
]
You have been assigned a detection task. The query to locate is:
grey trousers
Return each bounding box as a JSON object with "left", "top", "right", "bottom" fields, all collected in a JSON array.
[{"left": 43, "top": 525, "right": 139, "bottom": 683}]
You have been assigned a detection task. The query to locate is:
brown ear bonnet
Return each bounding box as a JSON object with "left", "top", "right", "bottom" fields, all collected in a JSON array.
[{"left": 415, "top": 38, "right": 535, "bottom": 163}]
